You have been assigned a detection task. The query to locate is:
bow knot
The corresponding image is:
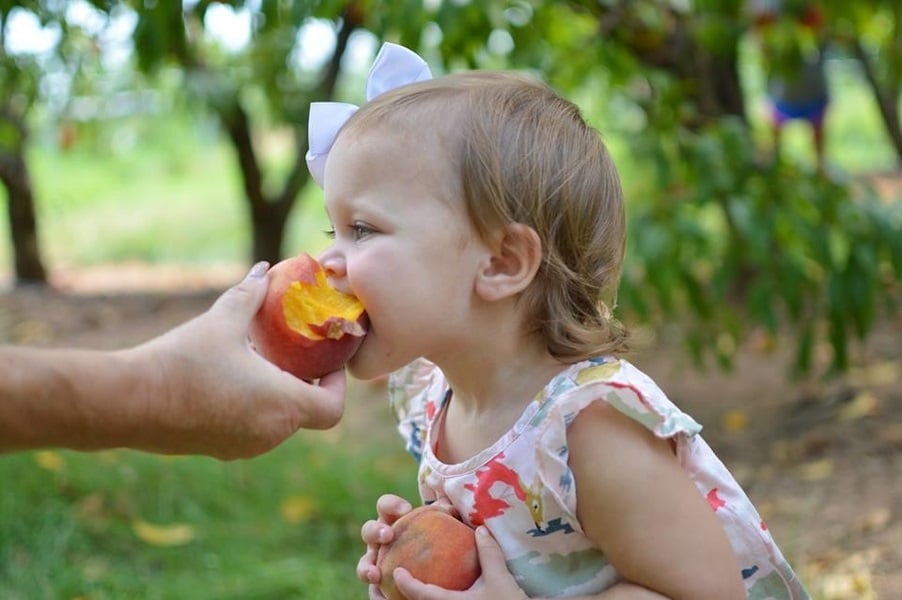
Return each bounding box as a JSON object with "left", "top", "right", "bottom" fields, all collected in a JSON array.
[{"left": 306, "top": 42, "right": 432, "bottom": 188}]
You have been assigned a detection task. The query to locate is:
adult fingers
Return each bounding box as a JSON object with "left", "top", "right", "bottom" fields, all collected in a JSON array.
[{"left": 209, "top": 262, "right": 270, "bottom": 329}]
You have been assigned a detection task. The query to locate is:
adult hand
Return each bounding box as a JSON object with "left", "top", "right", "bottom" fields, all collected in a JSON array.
[{"left": 124, "top": 261, "right": 346, "bottom": 458}]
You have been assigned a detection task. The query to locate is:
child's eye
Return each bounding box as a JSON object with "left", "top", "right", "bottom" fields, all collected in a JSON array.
[
  {"left": 350, "top": 221, "right": 374, "bottom": 240},
  {"left": 323, "top": 228, "right": 336, "bottom": 239}
]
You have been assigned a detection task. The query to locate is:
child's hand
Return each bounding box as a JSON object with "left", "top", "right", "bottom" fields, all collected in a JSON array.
[
  {"left": 357, "top": 494, "right": 414, "bottom": 597},
  {"left": 390, "top": 526, "right": 529, "bottom": 600}
]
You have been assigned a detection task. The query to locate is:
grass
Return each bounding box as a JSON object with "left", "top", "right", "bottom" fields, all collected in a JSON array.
[{"left": 0, "top": 381, "right": 419, "bottom": 598}]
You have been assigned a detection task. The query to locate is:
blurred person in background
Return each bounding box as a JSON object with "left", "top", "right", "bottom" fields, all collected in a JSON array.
[{"left": 750, "top": 0, "right": 831, "bottom": 174}]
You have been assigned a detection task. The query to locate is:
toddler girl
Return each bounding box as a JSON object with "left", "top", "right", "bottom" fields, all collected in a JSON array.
[{"left": 309, "top": 43, "right": 809, "bottom": 599}]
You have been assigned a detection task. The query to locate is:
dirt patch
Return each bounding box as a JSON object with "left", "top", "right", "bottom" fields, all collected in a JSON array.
[{"left": 1, "top": 263, "right": 900, "bottom": 598}]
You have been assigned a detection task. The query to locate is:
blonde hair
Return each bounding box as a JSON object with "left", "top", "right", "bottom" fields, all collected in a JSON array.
[{"left": 342, "top": 71, "right": 628, "bottom": 361}]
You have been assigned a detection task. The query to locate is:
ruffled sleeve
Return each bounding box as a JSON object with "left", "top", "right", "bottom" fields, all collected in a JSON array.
[
  {"left": 550, "top": 358, "right": 702, "bottom": 442},
  {"left": 583, "top": 359, "right": 703, "bottom": 439},
  {"left": 388, "top": 358, "right": 446, "bottom": 463}
]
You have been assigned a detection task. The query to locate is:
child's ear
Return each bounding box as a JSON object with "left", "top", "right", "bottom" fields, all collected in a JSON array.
[{"left": 475, "top": 223, "right": 542, "bottom": 302}]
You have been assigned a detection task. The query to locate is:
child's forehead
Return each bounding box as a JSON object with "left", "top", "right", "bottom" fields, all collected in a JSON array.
[
  {"left": 339, "top": 117, "right": 456, "bottom": 167},
  {"left": 331, "top": 122, "right": 458, "bottom": 184}
]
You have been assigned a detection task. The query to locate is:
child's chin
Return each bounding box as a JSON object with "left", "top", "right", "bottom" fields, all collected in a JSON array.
[
  {"left": 347, "top": 353, "right": 392, "bottom": 384},
  {"left": 345, "top": 353, "right": 372, "bottom": 380}
]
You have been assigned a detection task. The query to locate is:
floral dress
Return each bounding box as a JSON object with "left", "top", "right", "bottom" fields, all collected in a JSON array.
[{"left": 389, "top": 356, "right": 809, "bottom": 599}]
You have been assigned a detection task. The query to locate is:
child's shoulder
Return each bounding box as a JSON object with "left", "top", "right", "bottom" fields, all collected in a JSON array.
[{"left": 543, "top": 357, "right": 702, "bottom": 440}]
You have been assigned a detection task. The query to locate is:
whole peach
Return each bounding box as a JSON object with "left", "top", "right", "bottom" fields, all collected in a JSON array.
[
  {"left": 249, "top": 252, "right": 367, "bottom": 381},
  {"left": 377, "top": 506, "right": 481, "bottom": 600}
]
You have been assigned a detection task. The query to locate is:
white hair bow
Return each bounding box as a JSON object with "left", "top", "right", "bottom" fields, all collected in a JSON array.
[{"left": 305, "top": 42, "right": 433, "bottom": 189}]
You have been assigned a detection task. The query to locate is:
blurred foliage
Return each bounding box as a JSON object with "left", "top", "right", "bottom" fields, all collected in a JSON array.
[
  {"left": 618, "top": 118, "right": 901, "bottom": 374},
  {"left": 2, "top": 0, "right": 900, "bottom": 375}
]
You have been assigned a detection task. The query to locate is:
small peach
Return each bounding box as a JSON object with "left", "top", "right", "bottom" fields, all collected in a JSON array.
[
  {"left": 376, "top": 506, "right": 481, "bottom": 600},
  {"left": 249, "top": 252, "right": 367, "bottom": 381}
]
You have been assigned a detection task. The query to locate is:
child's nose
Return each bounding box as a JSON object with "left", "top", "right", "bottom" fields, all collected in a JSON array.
[{"left": 318, "top": 249, "right": 347, "bottom": 283}]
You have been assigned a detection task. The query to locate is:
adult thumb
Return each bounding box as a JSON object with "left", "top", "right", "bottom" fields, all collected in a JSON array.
[{"left": 211, "top": 261, "right": 270, "bottom": 325}]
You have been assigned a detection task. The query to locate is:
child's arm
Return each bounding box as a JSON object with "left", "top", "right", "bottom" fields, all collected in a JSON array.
[{"left": 568, "top": 401, "right": 746, "bottom": 600}]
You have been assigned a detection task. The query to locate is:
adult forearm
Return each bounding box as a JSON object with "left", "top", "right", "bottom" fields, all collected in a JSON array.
[{"left": 0, "top": 345, "right": 151, "bottom": 453}]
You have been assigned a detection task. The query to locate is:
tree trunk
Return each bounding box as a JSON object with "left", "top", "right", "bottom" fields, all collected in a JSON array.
[
  {"left": 217, "top": 13, "right": 360, "bottom": 265},
  {"left": 852, "top": 39, "right": 902, "bottom": 164},
  {"left": 0, "top": 147, "right": 47, "bottom": 286},
  {"left": 220, "top": 102, "right": 294, "bottom": 265}
]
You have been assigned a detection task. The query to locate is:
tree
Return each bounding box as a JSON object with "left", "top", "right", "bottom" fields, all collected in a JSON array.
[
  {"left": 0, "top": 3, "right": 51, "bottom": 285},
  {"left": 0, "top": 0, "right": 129, "bottom": 286},
  {"left": 128, "top": 0, "right": 363, "bottom": 264},
  {"left": 824, "top": 0, "right": 902, "bottom": 163}
]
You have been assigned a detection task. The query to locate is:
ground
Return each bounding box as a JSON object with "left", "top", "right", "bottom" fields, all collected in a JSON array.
[{"left": 1, "top": 258, "right": 900, "bottom": 599}]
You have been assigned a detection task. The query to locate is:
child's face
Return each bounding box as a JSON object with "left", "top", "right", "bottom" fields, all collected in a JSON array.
[{"left": 318, "top": 126, "right": 492, "bottom": 380}]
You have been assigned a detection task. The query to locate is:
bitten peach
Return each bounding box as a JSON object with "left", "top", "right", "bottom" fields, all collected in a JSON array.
[
  {"left": 249, "top": 252, "right": 367, "bottom": 381},
  {"left": 376, "top": 506, "right": 481, "bottom": 600}
]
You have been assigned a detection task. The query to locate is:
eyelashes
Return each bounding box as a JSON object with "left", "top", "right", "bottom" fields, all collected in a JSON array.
[{"left": 323, "top": 222, "right": 374, "bottom": 241}]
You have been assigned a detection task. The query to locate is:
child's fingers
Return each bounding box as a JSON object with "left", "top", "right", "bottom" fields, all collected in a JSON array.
[
  {"left": 376, "top": 493, "right": 413, "bottom": 522},
  {"left": 391, "top": 567, "right": 455, "bottom": 600},
  {"left": 361, "top": 519, "right": 393, "bottom": 545},
  {"left": 471, "top": 527, "right": 530, "bottom": 599},
  {"left": 356, "top": 545, "right": 382, "bottom": 584},
  {"left": 425, "top": 497, "right": 461, "bottom": 520},
  {"left": 474, "top": 526, "right": 506, "bottom": 571}
]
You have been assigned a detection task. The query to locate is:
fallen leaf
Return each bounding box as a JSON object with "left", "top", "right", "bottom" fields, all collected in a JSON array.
[
  {"left": 770, "top": 440, "right": 795, "bottom": 464},
  {"left": 799, "top": 458, "right": 834, "bottom": 481},
  {"left": 280, "top": 495, "right": 317, "bottom": 524},
  {"left": 722, "top": 409, "right": 749, "bottom": 433},
  {"left": 838, "top": 391, "right": 880, "bottom": 421},
  {"left": 132, "top": 520, "right": 196, "bottom": 547},
  {"left": 817, "top": 549, "right": 880, "bottom": 600},
  {"left": 821, "top": 572, "right": 875, "bottom": 600},
  {"left": 847, "top": 361, "right": 899, "bottom": 388},
  {"left": 34, "top": 450, "right": 65, "bottom": 473}
]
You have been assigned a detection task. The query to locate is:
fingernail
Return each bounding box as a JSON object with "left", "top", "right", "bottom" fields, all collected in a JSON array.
[
  {"left": 476, "top": 526, "right": 489, "bottom": 538},
  {"left": 246, "top": 261, "right": 269, "bottom": 279}
]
